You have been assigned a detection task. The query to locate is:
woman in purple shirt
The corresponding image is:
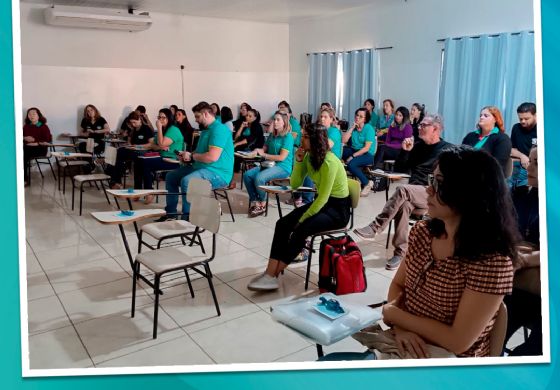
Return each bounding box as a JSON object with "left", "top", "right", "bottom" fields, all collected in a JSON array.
[{"left": 374, "top": 106, "right": 413, "bottom": 169}]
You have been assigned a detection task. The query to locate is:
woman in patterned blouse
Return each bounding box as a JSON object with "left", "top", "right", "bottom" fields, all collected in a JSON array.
[{"left": 379, "top": 146, "right": 519, "bottom": 358}]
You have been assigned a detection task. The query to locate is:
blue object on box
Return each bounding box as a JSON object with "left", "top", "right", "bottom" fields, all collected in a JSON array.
[
  {"left": 64, "top": 152, "right": 70, "bottom": 156},
  {"left": 318, "top": 296, "right": 345, "bottom": 314},
  {"left": 118, "top": 210, "right": 135, "bottom": 217},
  {"left": 127, "top": 188, "right": 135, "bottom": 193}
]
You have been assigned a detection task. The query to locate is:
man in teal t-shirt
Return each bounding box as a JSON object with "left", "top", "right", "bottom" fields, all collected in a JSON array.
[{"left": 160, "top": 101, "right": 234, "bottom": 220}]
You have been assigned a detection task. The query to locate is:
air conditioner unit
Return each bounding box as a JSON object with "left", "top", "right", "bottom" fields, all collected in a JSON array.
[{"left": 44, "top": 5, "right": 152, "bottom": 32}]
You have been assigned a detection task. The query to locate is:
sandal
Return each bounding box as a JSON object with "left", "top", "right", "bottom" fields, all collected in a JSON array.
[{"left": 249, "top": 205, "right": 266, "bottom": 218}]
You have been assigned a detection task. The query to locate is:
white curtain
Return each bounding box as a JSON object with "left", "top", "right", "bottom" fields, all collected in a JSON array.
[{"left": 307, "top": 53, "right": 339, "bottom": 120}]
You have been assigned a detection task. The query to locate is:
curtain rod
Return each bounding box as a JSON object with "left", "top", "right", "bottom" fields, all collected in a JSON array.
[
  {"left": 436, "top": 30, "right": 534, "bottom": 42},
  {"left": 306, "top": 46, "right": 392, "bottom": 56}
]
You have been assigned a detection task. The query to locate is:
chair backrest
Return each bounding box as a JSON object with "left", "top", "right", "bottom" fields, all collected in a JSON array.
[
  {"left": 489, "top": 301, "right": 508, "bottom": 357},
  {"left": 347, "top": 178, "right": 361, "bottom": 209},
  {"left": 190, "top": 196, "right": 221, "bottom": 234},
  {"left": 504, "top": 157, "right": 513, "bottom": 179},
  {"left": 105, "top": 145, "right": 117, "bottom": 166},
  {"left": 186, "top": 177, "right": 212, "bottom": 203},
  {"left": 86, "top": 138, "right": 95, "bottom": 153}
]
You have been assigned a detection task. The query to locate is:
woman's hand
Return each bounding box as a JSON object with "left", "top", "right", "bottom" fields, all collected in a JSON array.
[
  {"left": 393, "top": 327, "right": 430, "bottom": 358},
  {"left": 382, "top": 292, "right": 404, "bottom": 326},
  {"left": 24, "top": 136, "right": 35, "bottom": 143},
  {"left": 255, "top": 148, "right": 265, "bottom": 157},
  {"left": 156, "top": 119, "right": 163, "bottom": 132},
  {"left": 295, "top": 147, "right": 305, "bottom": 162}
]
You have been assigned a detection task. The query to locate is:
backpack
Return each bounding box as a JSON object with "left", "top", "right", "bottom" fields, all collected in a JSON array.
[
  {"left": 371, "top": 176, "right": 388, "bottom": 192},
  {"left": 318, "top": 235, "right": 367, "bottom": 295}
]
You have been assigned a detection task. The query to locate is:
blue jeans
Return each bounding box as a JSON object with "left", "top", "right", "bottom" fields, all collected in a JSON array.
[
  {"left": 244, "top": 166, "right": 290, "bottom": 202},
  {"left": 508, "top": 161, "right": 528, "bottom": 188},
  {"left": 165, "top": 166, "right": 228, "bottom": 216},
  {"left": 343, "top": 146, "right": 373, "bottom": 187},
  {"left": 293, "top": 175, "right": 314, "bottom": 204}
]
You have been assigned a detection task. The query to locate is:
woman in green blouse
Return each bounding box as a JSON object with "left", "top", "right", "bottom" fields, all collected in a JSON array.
[{"left": 247, "top": 123, "right": 351, "bottom": 291}]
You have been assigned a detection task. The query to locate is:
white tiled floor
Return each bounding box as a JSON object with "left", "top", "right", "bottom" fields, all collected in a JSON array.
[{"left": 23, "top": 172, "right": 525, "bottom": 370}]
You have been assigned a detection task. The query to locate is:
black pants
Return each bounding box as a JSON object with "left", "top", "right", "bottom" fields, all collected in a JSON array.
[
  {"left": 373, "top": 144, "right": 401, "bottom": 168},
  {"left": 105, "top": 147, "right": 138, "bottom": 186},
  {"left": 270, "top": 196, "right": 351, "bottom": 265},
  {"left": 504, "top": 288, "right": 542, "bottom": 356},
  {"left": 24, "top": 145, "right": 48, "bottom": 181}
]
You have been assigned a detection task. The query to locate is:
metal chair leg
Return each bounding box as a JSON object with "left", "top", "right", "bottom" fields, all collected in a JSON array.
[
  {"left": 79, "top": 182, "right": 84, "bottom": 216},
  {"left": 152, "top": 275, "right": 161, "bottom": 339},
  {"left": 131, "top": 261, "right": 139, "bottom": 317},
  {"left": 184, "top": 269, "right": 195, "bottom": 298},
  {"left": 101, "top": 180, "right": 111, "bottom": 205},
  {"left": 305, "top": 237, "right": 315, "bottom": 290},
  {"left": 71, "top": 179, "right": 75, "bottom": 210},
  {"left": 48, "top": 159, "right": 57, "bottom": 181},
  {"left": 204, "top": 263, "right": 221, "bottom": 316}
]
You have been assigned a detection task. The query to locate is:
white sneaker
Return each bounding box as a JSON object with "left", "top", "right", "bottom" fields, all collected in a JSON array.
[
  {"left": 247, "top": 273, "right": 279, "bottom": 291},
  {"left": 360, "top": 180, "right": 374, "bottom": 197}
]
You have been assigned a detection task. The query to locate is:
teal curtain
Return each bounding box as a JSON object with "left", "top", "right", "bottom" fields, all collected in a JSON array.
[
  {"left": 439, "top": 31, "right": 535, "bottom": 144},
  {"left": 307, "top": 53, "right": 339, "bottom": 119},
  {"left": 340, "top": 49, "right": 379, "bottom": 123}
]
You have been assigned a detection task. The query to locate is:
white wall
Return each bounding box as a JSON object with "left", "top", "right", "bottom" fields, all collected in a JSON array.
[
  {"left": 20, "top": 3, "right": 289, "bottom": 139},
  {"left": 289, "top": 0, "right": 534, "bottom": 118}
]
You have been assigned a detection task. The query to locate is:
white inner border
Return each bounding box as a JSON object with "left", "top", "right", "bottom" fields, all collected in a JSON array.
[{"left": 15, "top": 0, "right": 550, "bottom": 378}]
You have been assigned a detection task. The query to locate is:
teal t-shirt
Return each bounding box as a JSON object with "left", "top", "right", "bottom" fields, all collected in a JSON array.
[
  {"left": 368, "top": 111, "right": 379, "bottom": 130},
  {"left": 193, "top": 119, "right": 234, "bottom": 184},
  {"left": 265, "top": 132, "right": 294, "bottom": 174},
  {"left": 156, "top": 125, "right": 183, "bottom": 159},
  {"left": 290, "top": 116, "right": 302, "bottom": 147},
  {"left": 327, "top": 126, "right": 342, "bottom": 159},
  {"left": 215, "top": 115, "right": 222, "bottom": 123},
  {"left": 351, "top": 123, "right": 376, "bottom": 155},
  {"left": 377, "top": 113, "right": 394, "bottom": 130}
]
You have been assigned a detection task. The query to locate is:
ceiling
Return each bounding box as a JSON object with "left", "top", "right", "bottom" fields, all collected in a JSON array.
[{"left": 21, "top": 0, "right": 386, "bottom": 23}]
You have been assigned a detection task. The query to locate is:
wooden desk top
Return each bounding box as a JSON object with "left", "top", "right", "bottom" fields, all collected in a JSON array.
[
  {"left": 51, "top": 152, "right": 92, "bottom": 159},
  {"left": 366, "top": 168, "right": 410, "bottom": 180},
  {"left": 162, "top": 157, "right": 181, "bottom": 164},
  {"left": 258, "top": 185, "right": 315, "bottom": 194},
  {"left": 91, "top": 209, "right": 165, "bottom": 225}
]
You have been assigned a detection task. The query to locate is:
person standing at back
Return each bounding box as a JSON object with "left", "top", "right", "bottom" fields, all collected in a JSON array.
[{"left": 509, "top": 102, "right": 537, "bottom": 189}]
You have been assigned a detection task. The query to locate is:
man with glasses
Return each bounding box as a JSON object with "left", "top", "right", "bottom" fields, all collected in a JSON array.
[
  {"left": 353, "top": 114, "right": 452, "bottom": 270},
  {"left": 156, "top": 101, "right": 234, "bottom": 221}
]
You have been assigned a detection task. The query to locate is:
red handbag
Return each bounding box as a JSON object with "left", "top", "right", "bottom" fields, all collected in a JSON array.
[{"left": 318, "top": 235, "right": 367, "bottom": 295}]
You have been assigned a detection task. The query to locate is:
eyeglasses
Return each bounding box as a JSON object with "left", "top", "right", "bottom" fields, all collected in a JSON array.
[
  {"left": 418, "top": 122, "right": 434, "bottom": 129},
  {"left": 157, "top": 115, "right": 167, "bottom": 120},
  {"left": 427, "top": 173, "right": 442, "bottom": 194}
]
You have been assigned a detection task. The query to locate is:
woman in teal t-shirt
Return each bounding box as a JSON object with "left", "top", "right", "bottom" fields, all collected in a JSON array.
[
  {"left": 364, "top": 98, "right": 379, "bottom": 132},
  {"left": 136, "top": 108, "right": 184, "bottom": 203},
  {"left": 319, "top": 107, "right": 342, "bottom": 159},
  {"left": 244, "top": 111, "right": 294, "bottom": 217},
  {"left": 341, "top": 107, "right": 377, "bottom": 196}
]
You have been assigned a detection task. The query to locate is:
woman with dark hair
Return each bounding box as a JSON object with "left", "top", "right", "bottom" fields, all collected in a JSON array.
[
  {"left": 341, "top": 107, "right": 376, "bottom": 196},
  {"left": 244, "top": 111, "right": 294, "bottom": 217},
  {"left": 210, "top": 103, "right": 221, "bottom": 122},
  {"left": 233, "top": 108, "right": 265, "bottom": 172},
  {"left": 233, "top": 102, "right": 251, "bottom": 133},
  {"left": 169, "top": 105, "right": 178, "bottom": 117},
  {"left": 374, "top": 106, "right": 413, "bottom": 168},
  {"left": 462, "top": 106, "right": 512, "bottom": 175},
  {"left": 134, "top": 108, "right": 184, "bottom": 202},
  {"left": 175, "top": 109, "right": 195, "bottom": 150},
  {"left": 364, "top": 98, "right": 379, "bottom": 130},
  {"left": 220, "top": 106, "right": 234, "bottom": 132},
  {"left": 410, "top": 103, "right": 426, "bottom": 142},
  {"left": 106, "top": 111, "right": 153, "bottom": 189},
  {"left": 247, "top": 123, "right": 351, "bottom": 291},
  {"left": 79, "top": 104, "right": 110, "bottom": 154},
  {"left": 23, "top": 107, "right": 52, "bottom": 185},
  {"left": 321, "top": 146, "right": 518, "bottom": 361}
]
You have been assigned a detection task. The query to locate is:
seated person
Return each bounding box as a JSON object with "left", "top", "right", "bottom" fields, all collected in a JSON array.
[
  {"left": 210, "top": 103, "right": 221, "bottom": 122},
  {"left": 232, "top": 102, "right": 251, "bottom": 134},
  {"left": 322, "top": 147, "right": 517, "bottom": 361},
  {"left": 244, "top": 111, "right": 294, "bottom": 218},
  {"left": 353, "top": 114, "right": 451, "bottom": 270},
  {"left": 233, "top": 108, "right": 265, "bottom": 172},
  {"left": 319, "top": 108, "right": 342, "bottom": 159},
  {"left": 377, "top": 99, "right": 395, "bottom": 142},
  {"left": 78, "top": 104, "right": 110, "bottom": 155},
  {"left": 341, "top": 107, "right": 376, "bottom": 196},
  {"left": 158, "top": 101, "right": 234, "bottom": 221},
  {"left": 374, "top": 106, "right": 413, "bottom": 168},
  {"left": 364, "top": 98, "right": 379, "bottom": 132},
  {"left": 247, "top": 123, "right": 350, "bottom": 291},
  {"left": 410, "top": 103, "right": 426, "bottom": 143},
  {"left": 462, "top": 106, "right": 512, "bottom": 176},
  {"left": 133, "top": 108, "right": 184, "bottom": 201},
  {"left": 277, "top": 101, "right": 302, "bottom": 146},
  {"left": 23, "top": 107, "right": 52, "bottom": 185},
  {"left": 221, "top": 106, "right": 234, "bottom": 132},
  {"left": 504, "top": 146, "right": 542, "bottom": 356},
  {"left": 135, "top": 105, "right": 154, "bottom": 130},
  {"left": 106, "top": 111, "right": 153, "bottom": 188},
  {"left": 508, "top": 102, "right": 537, "bottom": 189},
  {"left": 175, "top": 109, "right": 195, "bottom": 151}
]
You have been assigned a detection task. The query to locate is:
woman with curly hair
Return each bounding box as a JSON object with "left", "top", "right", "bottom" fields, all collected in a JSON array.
[{"left": 247, "top": 123, "right": 351, "bottom": 291}]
